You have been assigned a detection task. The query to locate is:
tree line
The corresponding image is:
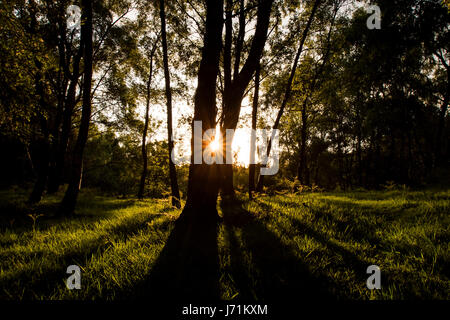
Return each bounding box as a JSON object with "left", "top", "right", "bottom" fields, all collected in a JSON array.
[{"left": 0, "top": 0, "right": 448, "bottom": 217}]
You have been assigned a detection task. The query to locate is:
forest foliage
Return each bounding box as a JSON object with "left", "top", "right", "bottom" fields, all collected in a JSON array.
[{"left": 0, "top": 0, "right": 448, "bottom": 207}]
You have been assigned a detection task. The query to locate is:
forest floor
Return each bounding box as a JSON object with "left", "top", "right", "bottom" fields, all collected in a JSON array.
[{"left": 0, "top": 186, "right": 448, "bottom": 300}]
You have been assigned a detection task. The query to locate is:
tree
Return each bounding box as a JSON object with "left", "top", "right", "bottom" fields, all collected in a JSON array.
[
  {"left": 138, "top": 35, "right": 159, "bottom": 200},
  {"left": 220, "top": 0, "right": 274, "bottom": 198},
  {"left": 46, "top": 0, "right": 79, "bottom": 195},
  {"left": 23, "top": 0, "right": 134, "bottom": 202},
  {"left": 296, "top": 0, "right": 339, "bottom": 185},
  {"left": 25, "top": 0, "right": 57, "bottom": 204},
  {"left": 256, "top": 0, "right": 321, "bottom": 191},
  {"left": 249, "top": 63, "right": 260, "bottom": 199},
  {"left": 160, "top": 0, "right": 181, "bottom": 208},
  {"left": 59, "top": 0, "right": 93, "bottom": 216},
  {"left": 180, "top": 0, "right": 224, "bottom": 221}
]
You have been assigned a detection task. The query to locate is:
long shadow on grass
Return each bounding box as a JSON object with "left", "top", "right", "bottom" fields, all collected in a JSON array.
[
  {"left": 254, "top": 197, "right": 434, "bottom": 299},
  {"left": 268, "top": 196, "right": 383, "bottom": 246},
  {"left": 131, "top": 211, "right": 220, "bottom": 301},
  {"left": 220, "top": 200, "right": 336, "bottom": 301},
  {"left": 134, "top": 200, "right": 337, "bottom": 301},
  {"left": 254, "top": 198, "right": 371, "bottom": 288}
]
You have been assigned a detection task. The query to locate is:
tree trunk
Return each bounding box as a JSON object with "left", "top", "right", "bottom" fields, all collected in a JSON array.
[
  {"left": 148, "top": 3, "right": 224, "bottom": 299},
  {"left": 249, "top": 63, "right": 260, "bottom": 199},
  {"left": 47, "top": 17, "right": 69, "bottom": 194},
  {"left": 180, "top": 0, "right": 224, "bottom": 222},
  {"left": 357, "top": 129, "right": 363, "bottom": 186},
  {"left": 28, "top": 2, "right": 50, "bottom": 204},
  {"left": 59, "top": 0, "right": 93, "bottom": 216},
  {"left": 160, "top": 0, "right": 181, "bottom": 209},
  {"left": 28, "top": 119, "right": 50, "bottom": 204},
  {"left": 48, "top": 40, "right": 84, "bottom": 194},
  {"left": 297, "top": 99, "right": 309, "bottom": 184},
  {"left": 221, "top": 0, "right": 274, "bottom": 198},
  {"left": 28, "top": 74, "right": 50, "bottom": 204},
  {"left": 138, "top": 42, "right": 158, "bottom": 200},
  {"left": 46, "top": 100, "right": 64, "bottom": 194}
]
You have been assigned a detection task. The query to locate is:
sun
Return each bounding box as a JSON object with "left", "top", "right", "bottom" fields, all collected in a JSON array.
[
  {"left": 206, "top": 124, "right": 221, "bottom": 153},
  {"left": 209, "top": 137, "right": 220, "bottom": 152},
  {"left": 203, "top": 126, "right": 255, "bottom": 167}
]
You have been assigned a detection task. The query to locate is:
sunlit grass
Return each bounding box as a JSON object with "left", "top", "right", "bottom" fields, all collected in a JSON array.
[{"left": 0, "top": 187, "right": 448, "bottom": 300}]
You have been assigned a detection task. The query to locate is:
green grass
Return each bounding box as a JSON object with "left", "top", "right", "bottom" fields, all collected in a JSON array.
[{"left": 0, "top": 187, "right": 448, "bottom": 300}]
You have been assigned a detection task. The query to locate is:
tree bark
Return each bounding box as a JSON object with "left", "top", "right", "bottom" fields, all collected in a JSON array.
[
  {"left": 160, "top": 0, "right": 181, "bottom": 209},
  {"left": 249, "top": 63, "right": 260, "bottom": 199},
  {"left": 180, "top": 0, "right": 224, "bottom": 222},
  {"left": 28, "top": 117, "right": 50, "bottom": 204},
  {"left": 59, "top": 0, "right": 93, "bottom": 216}
]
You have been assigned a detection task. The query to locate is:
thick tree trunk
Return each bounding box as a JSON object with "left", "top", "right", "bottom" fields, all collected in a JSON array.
[
  {"left": 59, "top": 0, "right": 93, "bottom": 216},
  {"left": 180, "top": 0, "right": 223, "bottom": 222},
  {"left": 256, "top": 0, "right": 321, "bottom": 192},
  {"left": 249, "top": 64, "right": 260, "bottom": 199},
  {"left": 46, "top": 101, "right": 64, "bottom": 194},
  {"left": 160, "top": 0, "right": 181, "bottom": 209},
  {"left": 28, "top": 86, "right": 50, "bottom": 203},
  {"left": 138, "top": 43, "right": 157, "bottom": 200},
  {"left": 28, "top": 121, "right": 50, "bottom": 204}
]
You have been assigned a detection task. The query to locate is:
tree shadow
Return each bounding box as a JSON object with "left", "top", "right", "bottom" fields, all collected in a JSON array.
[
  {"left": 253, "top": 197, "right": 429, "bottom": 299},
  {"left": 220, "top": 201, "right": 336, "bottom": 301},
  {"left": 131, "top": 209, "right": 220, "bottom": 301},
  {"left": 258, "top": 197, "right": 370, "bottom": 265},
  {"left": 130, "top": 199, "right": 340, "bottom": 301},
  {"left": 283, "top": 214, "right": 369, "bottom": 277},
  {"left": 266, "top": 196, "right": 383, "bottom": 246},
  {"left": 222, "top": 223, "right": 257, "bottom": 300}
]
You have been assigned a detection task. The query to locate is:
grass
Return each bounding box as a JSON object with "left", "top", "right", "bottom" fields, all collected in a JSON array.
[{"left": 0, "top": 187, "right": 448, "bottom": 300}]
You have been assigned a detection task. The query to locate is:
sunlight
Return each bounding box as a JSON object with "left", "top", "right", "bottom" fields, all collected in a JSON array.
[
  {"left": 204, "top": 127, "right": 254, "bottom": 166},
  {"left": 232, "top": 128, "right": 253, "bottom": 167},
  {"left": 209, "top": 134, "right": 220, "bottom": 152}
]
